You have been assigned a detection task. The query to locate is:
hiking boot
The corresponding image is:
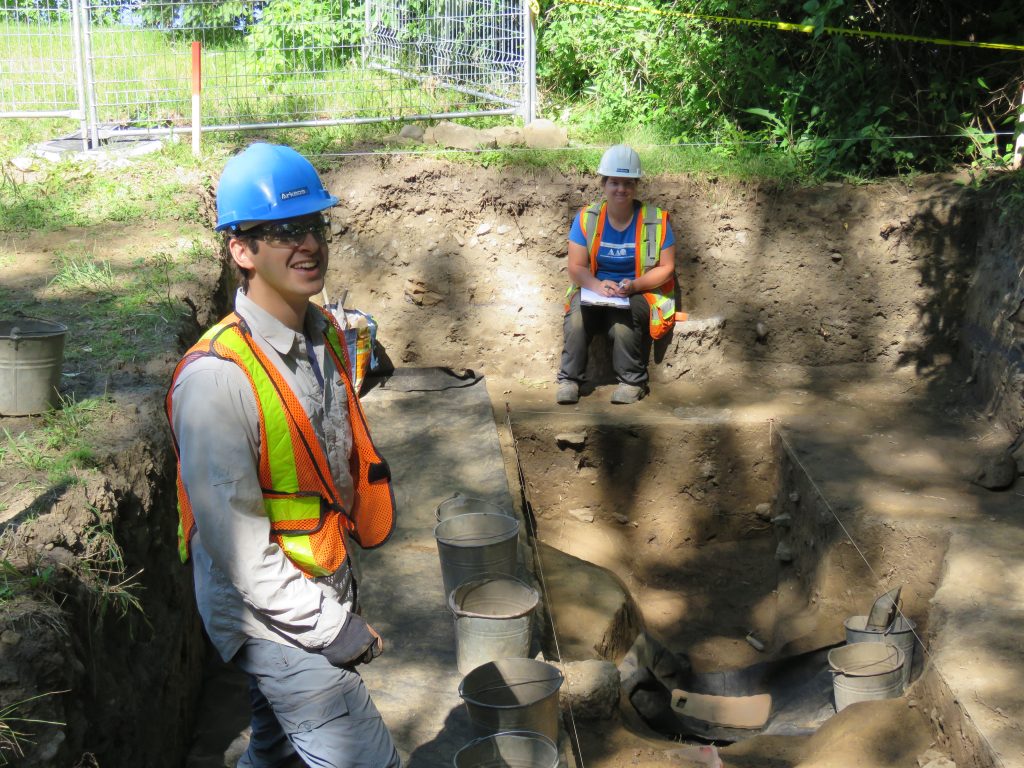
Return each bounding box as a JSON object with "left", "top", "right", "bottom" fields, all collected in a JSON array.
[
  {"left": 556, "top": 380, "right": 580, "bottom": 404},
  {"left": 611, "top": 382, "right": 647, "bottom": 404}
]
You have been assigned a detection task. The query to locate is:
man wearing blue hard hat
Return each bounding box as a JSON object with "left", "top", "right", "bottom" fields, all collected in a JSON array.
[{"left": 166, "top": 143, "right": 401, "bottom": 767}]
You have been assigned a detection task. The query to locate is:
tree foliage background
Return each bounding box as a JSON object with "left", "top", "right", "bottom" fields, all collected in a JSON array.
[{"left": 536, "top": 0, "right": 1024, "bottom": 174}]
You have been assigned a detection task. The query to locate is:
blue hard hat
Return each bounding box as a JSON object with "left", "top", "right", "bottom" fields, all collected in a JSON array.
[{"left": 215, "top": 143, "right": 339, "bottom": 231}]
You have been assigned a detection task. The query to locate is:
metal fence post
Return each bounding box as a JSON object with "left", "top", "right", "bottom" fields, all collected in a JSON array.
[
  {"left": 191, "top": 41, "right": 202, "bottom": 157},
  {"left": 70, "top": 0, "right": 89, "bottom": 151},
  {"left": 77, "top": 0, "right": 99, "bottom": 150},
  {"left": 522, "top": 0, "right": 535, "bottom": 124}
]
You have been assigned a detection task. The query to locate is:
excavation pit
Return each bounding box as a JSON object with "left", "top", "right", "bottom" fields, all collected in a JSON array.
[
  {"left": 1, "top": 155, "right": 1022, "bottom": 768},
  {"left": 506, "top": 405, "right": 947, "bottom": 758}
]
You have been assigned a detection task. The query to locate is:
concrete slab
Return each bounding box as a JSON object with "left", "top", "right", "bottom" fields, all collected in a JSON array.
[{"left": 356, "top": 368, "right": 523, "bottom": 766}]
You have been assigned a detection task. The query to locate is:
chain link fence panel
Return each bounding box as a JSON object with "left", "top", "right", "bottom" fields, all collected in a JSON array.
[
  {"left": 0, "top": 0, "right": 86, "bottom": 124},
  {"left": 1, "top": 0, "right": 532, "bottom": 145}
]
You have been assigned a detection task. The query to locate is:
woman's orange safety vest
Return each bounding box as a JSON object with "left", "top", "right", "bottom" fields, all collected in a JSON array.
[
  {"left": 566, "top": 202, "right": 677, "bottom": 340},
  {"left": 166, "top": 308, "right": 395, "bottom": 578}
]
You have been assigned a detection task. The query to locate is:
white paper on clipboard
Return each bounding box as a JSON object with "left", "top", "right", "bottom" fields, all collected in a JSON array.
[{"left": 580, "top": 286, "right": 629, "bottom": 308}]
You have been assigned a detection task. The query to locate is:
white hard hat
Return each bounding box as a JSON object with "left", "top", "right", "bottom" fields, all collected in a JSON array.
[{"left": 598, "top": 144, "right": 641, "bottom": 178}]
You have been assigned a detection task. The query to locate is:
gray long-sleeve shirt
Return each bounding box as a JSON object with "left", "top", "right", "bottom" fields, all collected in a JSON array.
[{"left": 170, "top": 289, "right": 359, "bottom": 662}]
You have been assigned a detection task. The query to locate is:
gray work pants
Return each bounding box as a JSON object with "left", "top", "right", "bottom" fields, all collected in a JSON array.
[
  {"left": 234, "top": 638, "right": 401, "bottom": 768},
  {"left": 558, "top": 290, "right": 650, "bottom": 386}
]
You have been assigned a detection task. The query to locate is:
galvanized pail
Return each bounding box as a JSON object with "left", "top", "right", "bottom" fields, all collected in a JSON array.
[
  {"left": 459, "top": 658, "right": 564, "bottom": 742},
  {"left": 844, "top": 614, "right": 917, "bottom": 687},
  {"left": 453, "top": 730, "right": 559, "bottom": 768},
  {"left": 828, "top": 642, "right": 905, "bottom": 712},
  {"left": 0, "top": 319, "right": 67, "bottom": 416},
  {"left": 450, "top": 576, "right": 539, "bottom": 675},
  {"left": 436, "top": 494, "right": 513, "bottom": 522},
  {"left": 434, "top": 513, "right": 519, "bottom": 599}
]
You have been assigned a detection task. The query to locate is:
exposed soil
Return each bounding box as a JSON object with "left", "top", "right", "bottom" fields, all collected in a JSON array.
[{"left": 0, "top": 153, "right": 1019, "bottom": 768}]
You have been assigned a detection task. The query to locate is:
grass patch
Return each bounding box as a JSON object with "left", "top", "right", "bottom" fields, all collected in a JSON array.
[
  {"left": 1, "top": 395, "right": 111, "bottom": 483},
  {"left": 0, "top": 559, "right": 56, "bottom": 602},
  {"left": 50, "top": 250, "right": 117, "bottom": 292},
  {"left": 0, "top": 691, "right": 66, "bottom": 766},
  {"left": 0, "top": 511, "right": 143, "bottom": 625},
  {"left": 0, "top": 237, "right": 215, "bottom": 370},
  {"left": 0, "top": 138, "right": 213, "bottom": 232},
  {"left": 80, "top": 521, "right": 145, "bottom": 625},
  {"left": 41, "top": 395, "right": 107, "bottom": 449},
  {"left": 0, "top": 430, "right": 50, "bottom": 472},
  {"left": 64, "top": 247, "right": 200, "bottom": 366},
  {"left": 0, "top": 118, "right": 79, "bottom": 160}
]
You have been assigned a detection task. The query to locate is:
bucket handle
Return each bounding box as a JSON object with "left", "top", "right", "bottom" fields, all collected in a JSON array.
[
  {"left": 438, "top": 531, "right": 516, "bottom": 544},
  {"left": 830, "top": 647, "right": 902, "bottom": 676},
  {"left": 3, "top": 314, "right": 68, "bottom": 340},
  {"left": 458, "top": 730, "right": 557, "bottom": 751},
  {"left": 460, "top": 676, "right": 565, "bottom": 699},
  {"left": 434, "top": 491, "right": 464, "bottom": 521},
  {"left": 448, "top": 574, "right": 538, "bottom": 618}
]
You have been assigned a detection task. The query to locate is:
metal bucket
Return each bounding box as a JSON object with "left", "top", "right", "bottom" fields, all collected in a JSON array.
[
  {"left": 436, "top": 494, "right": 513, "bottom": 522},
  {"left": 0, "top": 319, "right": 67, "bottom": 416},
  {"left": 434, "top": 513, "right": 519, "bottom": 599},
  {"left": 459, "top": 658, "right": 564, "bottom": 742},
  {"left": 450, "top": 576, "right": 539, "bottom": 675},
  {"left": 844, "top": 614, "right": 917, "bottom": 687},
  {"left": 453, "top": 731, "right": 559, "bottom": 768},
  {"left": 828, "top": 642, "right": 905, "bottom": 712}
]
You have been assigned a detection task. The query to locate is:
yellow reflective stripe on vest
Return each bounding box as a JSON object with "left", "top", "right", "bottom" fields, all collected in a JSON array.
[
  {"left": 323, "top": 325, "right": 350, "bottom": 380},
  {"left": 205, "top": 321, "right": 338, "bottom": 577},
  {"left": 210, "top": 325, "right": 302, "bottom": 495},
  {"left": 265, "top": 495, "right": 321, "bottom": 568},
  {"left": 638, "top": 204, "right": 664, "bottom": 273}
]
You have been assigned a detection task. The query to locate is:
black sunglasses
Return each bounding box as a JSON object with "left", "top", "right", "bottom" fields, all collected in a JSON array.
[{"left": 245, "top": 215, "right": 328, "bottom": 246}]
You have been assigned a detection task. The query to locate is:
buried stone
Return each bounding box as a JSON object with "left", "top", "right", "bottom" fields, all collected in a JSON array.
[{"left": 559, "top": 660, "right": 620, "bottom": 720}]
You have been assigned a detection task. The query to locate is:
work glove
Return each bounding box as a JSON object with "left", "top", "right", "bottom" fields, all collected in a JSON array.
[{"left": 319, "top": 613, "right": 384, "bottom": 669}]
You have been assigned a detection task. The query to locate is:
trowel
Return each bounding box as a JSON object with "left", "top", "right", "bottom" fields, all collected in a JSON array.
[{"left": 866, "top": 585, "right": 902, "bottom": 629}]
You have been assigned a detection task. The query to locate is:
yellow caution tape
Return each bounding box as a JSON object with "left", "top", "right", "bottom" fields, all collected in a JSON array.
[
  {"left": 529, "top": 0, "right": 540, "bottom": 20},
  {"left": 556, "top": 0, "right": 1024, "bottom": 52}
]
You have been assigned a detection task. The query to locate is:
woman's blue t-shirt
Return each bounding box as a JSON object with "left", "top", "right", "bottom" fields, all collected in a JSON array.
[{"left": 569, "top": 205, "right": 675, "bottom": 283}]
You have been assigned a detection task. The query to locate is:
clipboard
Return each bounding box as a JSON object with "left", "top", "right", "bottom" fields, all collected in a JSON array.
[{"left": 580, "top": 286, "right": 629, "bottom": 308}]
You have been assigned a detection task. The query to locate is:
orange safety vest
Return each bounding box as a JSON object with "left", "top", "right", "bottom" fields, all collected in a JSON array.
[
  {"left": 566, "top": 202, "right": 677, "bottom": 340},
  {"left": 166, "top": 308, "right": 395, "bottom": 578}
]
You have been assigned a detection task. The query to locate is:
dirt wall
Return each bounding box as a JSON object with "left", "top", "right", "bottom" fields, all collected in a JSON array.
[
  {"left": 957, "top": 177, "right": 1024, "bottom": 433},
  {"left": 0, "top": 431, "right": 206, "bottom": 767},
  {"left": 323, "top": 161, "right": 990, "bottom": 387},
  {"left": 766, "top": 431, "right": 948, "bottom": 655}
]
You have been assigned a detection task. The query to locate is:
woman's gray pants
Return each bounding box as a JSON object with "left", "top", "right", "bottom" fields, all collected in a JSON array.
[{"left": 558, "top": 290, "right": 650, "bottom": 386}]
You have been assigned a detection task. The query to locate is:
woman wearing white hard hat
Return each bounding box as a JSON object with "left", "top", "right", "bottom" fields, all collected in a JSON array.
[{"left": 556, "top": 144, "right": 678, "bottom": 404}]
